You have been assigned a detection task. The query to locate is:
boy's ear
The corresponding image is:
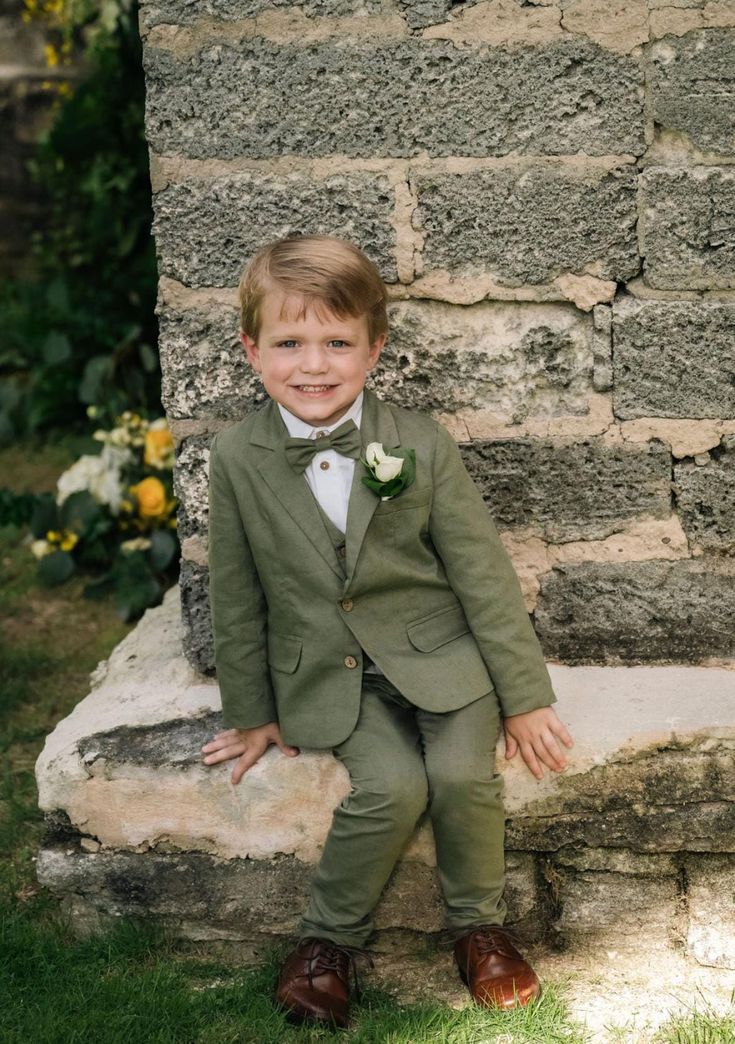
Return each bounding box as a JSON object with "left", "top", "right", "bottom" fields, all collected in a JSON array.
[
  {"left": 367, "top": 333, "right": 386, "bottom": 371},
  {"left": 240, "top": 330, "right": 262, "bottom": 373}
]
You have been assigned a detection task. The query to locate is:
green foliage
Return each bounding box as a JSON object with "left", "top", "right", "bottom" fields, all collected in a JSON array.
[
  {"left": 0, "top": 490, "right": 37, "bottom": 527},
  {"left": 0, "top": 0, "right": 160, "bottom": 442}
]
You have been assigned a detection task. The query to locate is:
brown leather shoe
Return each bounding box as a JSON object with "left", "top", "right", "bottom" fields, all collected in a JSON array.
[
  {"left": 454, "top": 925, "right": 541, "bottom": 1009},
  {"left": 274, "top": 937, "right": 372, "bottom": 1028}
]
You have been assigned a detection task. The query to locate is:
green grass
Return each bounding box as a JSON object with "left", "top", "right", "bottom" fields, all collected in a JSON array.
[
  {"left": 1, "top": 906, "right": 591, "bottom": 1043},
  {"left": 652, "top": 996, "right": 735, "bottom": 1044}
]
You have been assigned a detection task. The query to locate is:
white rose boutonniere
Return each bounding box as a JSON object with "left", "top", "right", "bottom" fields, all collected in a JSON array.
[{"left": 362, "top": 442, "right": 416, "bottom": 500}]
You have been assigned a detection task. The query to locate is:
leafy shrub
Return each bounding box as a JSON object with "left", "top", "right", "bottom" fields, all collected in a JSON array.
[
  {"left": 0, "top": 0, "right": 160, "bottom": 442},
  {"left": 29, "top": 410, "right": 179, "bottom": 621}
]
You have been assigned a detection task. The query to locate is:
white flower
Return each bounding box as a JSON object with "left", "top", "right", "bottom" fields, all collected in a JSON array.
[
  {"left": 56, "top": 444, "right": 133, "bottom": 513},
  {"left": 31, "top": 539, "right": 54, "bottom": 559},
  {"left": 120, "top": 537, "right": 152, "bottom": 554},
  {"left": 365, "top": 442, "right": 404, "bottom": 483}
]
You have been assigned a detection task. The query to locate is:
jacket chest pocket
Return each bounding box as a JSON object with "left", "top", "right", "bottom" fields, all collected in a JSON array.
[{"left": 370, "top": 487, "right": 432, "bottom": 548}]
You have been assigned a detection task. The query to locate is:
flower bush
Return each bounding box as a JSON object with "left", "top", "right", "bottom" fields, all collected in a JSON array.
[{"left": 29, "top": 409, "right": 179, "bottom": 620}]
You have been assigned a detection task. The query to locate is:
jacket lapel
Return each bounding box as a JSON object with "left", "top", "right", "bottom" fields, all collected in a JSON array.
[
  {"left": 252, "top": 401, "right": 344, "bottom": 580},
  {"left": 344, "top": 388, "right": 400, "bottom": 585},
  {"left": 249, "top": 390, "right": 400, "bottom": 587}
]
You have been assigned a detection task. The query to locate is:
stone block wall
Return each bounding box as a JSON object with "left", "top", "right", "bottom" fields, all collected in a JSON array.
[{"left": 137, "top": 0, "right": 735, "bottom": 675}]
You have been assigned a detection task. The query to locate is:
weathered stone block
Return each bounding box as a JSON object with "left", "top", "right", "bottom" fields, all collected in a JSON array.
[
  {"left": 152, "top": 173, "right": 397, "bottom": 288},
  {"left": 686, "top": 855, "right": 735, "bottom": 969},
  {"left": 374, "top": 299, "right": 598, "bottom": 421},
  {"left": 143, "top": 38, "right": 644, "bottom": 159},
  {"left": 534, "top": 559, "right": 735, "bottom": 663},
  {"left": 552, "top": 866, "right": 680, "bottom": 944},
  {"left": 507, "top": 747, "right": 735, "bottom": 853},
  {"left": 639, "top": 167, "right": 735, "bottom": 290},
  {"left": 460, "top": 436, "right": 672, "bottom": 542},
  {"left": 179, "top": 558, "right": 213, "bottom": 673},
  {"left": 650, "top": 29, "right": 735, "bottom": 157},
  {"left": 612, "top": 297, "right": 735, "bottom": 420},
  {"left": 414, "top": 165, "right": 639, "bottom": 285},
  {"left": 174, "top": 434, "right": 212, "bottom": 541},
  {"left": 34, "top": 589, "right": 735, "bottom": 962},
  {"left": 159, "top": 305, "right": 266, "bottom": 421},
  {"left": 674, "top": 437, "right": 735, "bottom": 552},
  {"left": 399, "top": 0, "right": 449, "bottom": 29},
  {"left": 139, "top": 0, "right": 387, "bottom": 29}
]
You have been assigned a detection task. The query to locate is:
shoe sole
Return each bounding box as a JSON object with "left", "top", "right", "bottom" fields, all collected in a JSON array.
[{"left": 274, "top": 996, "right": 350, "bottom": 1030}]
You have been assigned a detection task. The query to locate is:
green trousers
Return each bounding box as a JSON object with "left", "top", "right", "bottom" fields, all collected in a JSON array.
[{"left": 298, "top": 673, "right": 506, "bottom": 947}]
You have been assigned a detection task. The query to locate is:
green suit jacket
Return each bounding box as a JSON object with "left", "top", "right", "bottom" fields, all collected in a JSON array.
[{"left": 207, "top": 387, "right": 557, "bottom": 747}]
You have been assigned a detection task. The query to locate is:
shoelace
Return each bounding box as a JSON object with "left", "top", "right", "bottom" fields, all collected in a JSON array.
[
  {"left": 470, "top": 925, "right": 522, "bottom": 961},
  {"left": 300, "top": 938, "right": 375, "bottom": 1000}
]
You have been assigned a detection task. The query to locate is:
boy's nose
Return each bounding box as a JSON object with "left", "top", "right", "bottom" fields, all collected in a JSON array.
[{"left": 299, "top": 345, "right": 330, "bottom": 372}]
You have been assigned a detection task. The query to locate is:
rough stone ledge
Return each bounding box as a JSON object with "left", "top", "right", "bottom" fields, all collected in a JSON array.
[{"left": 34, "top": 586, "right": 735, "bottom": 966}]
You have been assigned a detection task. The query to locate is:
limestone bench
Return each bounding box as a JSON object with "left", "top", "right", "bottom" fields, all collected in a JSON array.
[{"left": 35, "top": 585, "right": 734, "bottom": 970}]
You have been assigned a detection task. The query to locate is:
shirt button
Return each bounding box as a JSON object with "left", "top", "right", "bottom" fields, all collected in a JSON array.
[
  {"left": 341, "top": 598, "right": 354, "bottom": 612},
  {"left": 344, "top": 655, "right": 358, "bottom": 669},
  {"left": 320, "top": 460, "right": 330, "bottom": 470},
  {"left": 316, "top": 430, "right": 329, "bottom": 439}
]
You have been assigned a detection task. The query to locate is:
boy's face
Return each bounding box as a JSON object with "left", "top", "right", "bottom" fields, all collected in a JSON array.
[{"left": 241, "top": 288, "right": 385, "bottom": 428}]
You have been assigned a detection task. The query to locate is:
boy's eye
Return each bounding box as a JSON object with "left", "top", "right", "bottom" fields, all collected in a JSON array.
[
  {"left": 278, "top": 340, "right": 298, "bottom": 348},
  {"left": 329, "top": 340, "right": 349, "bottom": 348}
]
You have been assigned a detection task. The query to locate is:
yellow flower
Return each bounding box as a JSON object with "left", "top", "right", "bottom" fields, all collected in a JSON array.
[
  {"left": 144, "top": 427, "right": 174, "bottom": 469},
  {"left": 60, "top": 531, "right": 78, "bottom": 551},
  {"left": 129, "top": 477, "right": 168, "bottom": 519},
  {"left": 44, "top": 43, "right": 59, "bottom": 67},
  {"left": 45, "top": 528, "right": 78, "bottom": 550}
]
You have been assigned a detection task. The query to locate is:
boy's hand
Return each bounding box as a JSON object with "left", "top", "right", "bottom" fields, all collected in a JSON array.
[
  {"left": 201, "top": 722, "right": 299, "bottom": 785},
  {"left": 503, "top": 706, "right": 573, "bottom": 781}
]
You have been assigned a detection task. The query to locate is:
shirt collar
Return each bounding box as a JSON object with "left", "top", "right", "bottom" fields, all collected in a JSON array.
[{"left": 277, "top": 389, "right": 364, "bottom": 439}]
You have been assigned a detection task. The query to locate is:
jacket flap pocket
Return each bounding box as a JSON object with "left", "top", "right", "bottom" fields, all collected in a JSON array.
[
  {"left": 407, "top": 604, "right": 470, "bottom": 652},
  {"left": 267, "top": 633, "right": 303, "bottom": 673},
  {"left": 373, "top": 487, "right": 432, "bottom": 514}
]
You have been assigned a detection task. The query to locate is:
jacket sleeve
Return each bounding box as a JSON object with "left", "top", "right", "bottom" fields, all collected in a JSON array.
[
  {"left": 427, "top": 421, "right": 557, "bottom": 718},
  {"left": 207, "top": 431, "right": 277, "bottom": 730}
]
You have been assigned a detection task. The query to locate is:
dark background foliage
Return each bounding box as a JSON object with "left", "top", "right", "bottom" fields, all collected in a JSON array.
[{"left": 0, "top": 0, "right": 160, "bottom": 443}]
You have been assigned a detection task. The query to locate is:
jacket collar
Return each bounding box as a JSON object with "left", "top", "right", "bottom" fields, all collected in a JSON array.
[{"left": 251, "top": 388, "right": 400, "bottom": 586}]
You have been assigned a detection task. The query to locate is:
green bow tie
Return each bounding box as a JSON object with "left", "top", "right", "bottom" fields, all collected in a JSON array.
[{"left": 284, "top": 418, "right": 362, "bottom": 474}]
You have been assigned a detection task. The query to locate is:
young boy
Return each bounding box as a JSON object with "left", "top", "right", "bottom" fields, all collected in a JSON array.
[{"left": 201, "top": 234, "right": 573, "bottom": 1029}]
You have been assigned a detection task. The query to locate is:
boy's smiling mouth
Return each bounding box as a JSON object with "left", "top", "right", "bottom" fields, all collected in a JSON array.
[{"left": 294, "top": 384, "right": 336, "bottom": 393}]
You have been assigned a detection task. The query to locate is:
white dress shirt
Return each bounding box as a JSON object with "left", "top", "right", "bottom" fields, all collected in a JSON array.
[
  {"left": 278, "top": 390, "right": 364, "bottom": 535},
  {"left": 278, "top": 390, "right": 383, "bottom": 675}
]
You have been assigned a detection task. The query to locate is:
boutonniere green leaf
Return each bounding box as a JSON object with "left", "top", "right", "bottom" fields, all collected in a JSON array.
[{"left": 361, "top": 442, "right": 416, "bottom": 501}]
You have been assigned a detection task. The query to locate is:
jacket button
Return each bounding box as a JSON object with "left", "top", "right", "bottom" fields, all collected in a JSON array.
[
  {"left": 341, "top": 598, "right": 354, "bottom": 612},
  {"left": 337, "top": 543, "right": 346, "bottom": 557},
  {"left": 344, "top": 655, "right": 358, "bottom": 669}
]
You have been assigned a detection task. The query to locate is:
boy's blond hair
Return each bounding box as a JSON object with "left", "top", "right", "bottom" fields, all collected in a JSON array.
[{"left": 238, "top": 235, "right": 389, "bottom": 344}]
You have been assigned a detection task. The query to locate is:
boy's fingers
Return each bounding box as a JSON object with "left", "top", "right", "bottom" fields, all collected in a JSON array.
[
  {"left": 519, "top": 742, "right": 544, "bottom": 780},
  {"left": 231, "top": 748, "right": 266, "bottom": 784},
  {"left": 550, "top": 720, "right": 574, "bottom": 748},
  {"left": 275, "top": 739, "right": 300, "bottom": 757},
  {"left": 202, "top": 742, "right": 245, "bottom": 764},
  {"left": 539, "top": 730, "right": 568, "bottom": 770},
  {"left": 504, "top": 734, "right": 518, "bottom": 759}
]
